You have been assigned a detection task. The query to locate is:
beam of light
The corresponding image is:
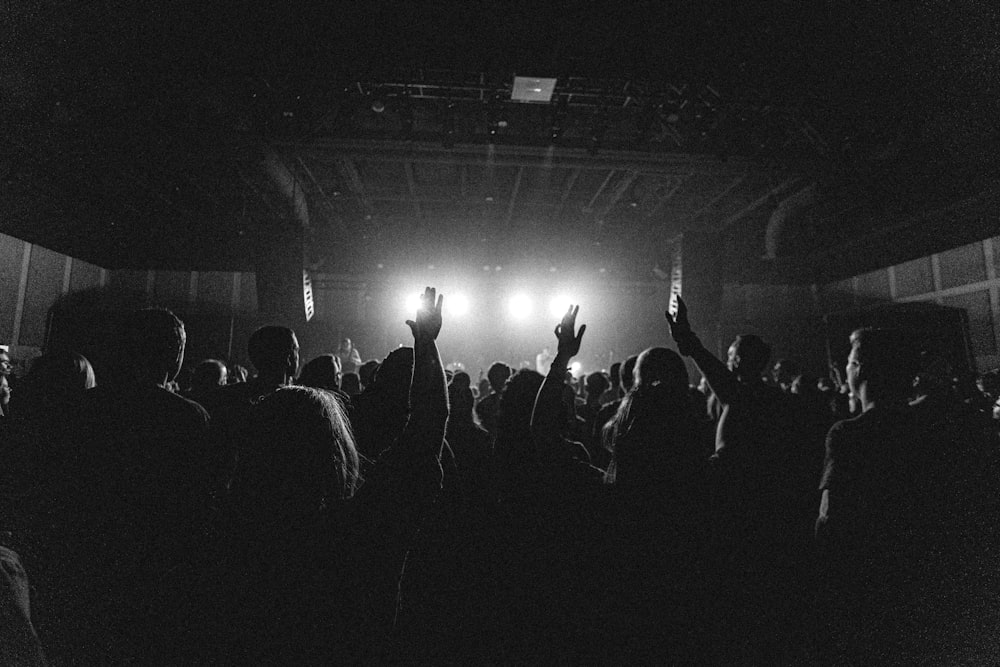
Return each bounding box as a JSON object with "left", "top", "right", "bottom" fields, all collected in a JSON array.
[
  {"left": 508, "top": 293, "right": 534, "bottom": 321},
  {"left": 549, "top": 296, "right": 578, "bottom": 318}
]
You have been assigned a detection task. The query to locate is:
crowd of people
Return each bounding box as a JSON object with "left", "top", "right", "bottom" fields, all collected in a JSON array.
[{"left": 2, "top": 288, "right": 1000, "bottom": 664}]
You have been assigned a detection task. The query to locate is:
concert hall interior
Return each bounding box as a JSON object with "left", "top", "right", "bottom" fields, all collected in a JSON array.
[{"left": 3, "top": 2, "right": 1000, "bottom": 664}]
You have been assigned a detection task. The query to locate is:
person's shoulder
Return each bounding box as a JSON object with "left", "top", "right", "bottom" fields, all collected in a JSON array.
[{"left": 155, "top": 387, "right": 210, "bottom": 425}]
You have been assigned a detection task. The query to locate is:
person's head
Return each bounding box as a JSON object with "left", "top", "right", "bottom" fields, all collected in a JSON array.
[
  {"left": 727, "top": 334, "right": 771, "bottom": 379},
  {"left": 633, "top": 347, "right": 688, "bottom": 395},
  {"left": 358, "top": 359, "right": 380, "bottom": 389},
  {"left": 340, "top": 372, "right": 361, "bottom": 396},
  {"left": 122, "top": 308, "right": 186, "bottom": 385},
  {"left": 298, "top": 354, "right": 342, "bottom": 391},
  {"left": 496, "top": 369, "right": 544, "bottom": 443},
  {"left": 772, "top": 358, "right": 800, "bottom": 389},
  {"left": 487, "top": 361, "right": 512, "bottom": 394},
  {"left": 250, "top": 386, "right": 361, "bottom": 515},
  {"left": 191, "top": 359, "right": 227, "bottom": 393},
  {"left": 27, "top": 350, "right": 96, "bottom": 393},
  {"left": 621, "top": 355, "right": 639, "bottom": 393},
  {"left": 847, "top": 328, "right": 917, "bottom": 408},
  {"left": 248, "top": 326, "right": 299, "bottom": 379},
  {"left": 0, "top": 347, "right": 11, "bottom": 377},
  {"left": 585, "top": 372, "right": 610, "bottom": 400},
  {"left": 448, "top": 372, "right": 475, "bottom": 424},
  {"left": 338, "top": 337, "right": 353, "bottom": 353},
  {"left": 229, "top": 364, "right": 248, "bottom": 384},
  {"left": 372, "top": 347, "right": 414, "bottom": 403},
  {"left": 609, "top": 362, "right": 622, "bottom": 390}
]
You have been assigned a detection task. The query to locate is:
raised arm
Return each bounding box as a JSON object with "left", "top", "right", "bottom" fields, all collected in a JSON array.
[
  {"left": 531, "top": 305, "right": 586, "bottom": 445},
  {"left": 399, "top": 286, "right": 449, "bottom": 460},
  {"left": 666, "top": 295, "right": 739, "bottom": 404}
]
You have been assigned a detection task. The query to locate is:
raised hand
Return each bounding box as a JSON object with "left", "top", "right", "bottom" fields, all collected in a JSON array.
[
  {"left": 554, "top": 305, "right": 586, "bottom": 358},
  {"left": 406, "top": 286, "right": 443, "bottom": 342},
  {"left": 665, "top": 295, "right": 699, "bottom": 355}
]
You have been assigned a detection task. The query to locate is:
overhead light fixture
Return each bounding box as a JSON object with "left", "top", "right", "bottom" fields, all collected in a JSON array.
[{"left": 512, "top": 76, "right": 557, "bottom": 103}]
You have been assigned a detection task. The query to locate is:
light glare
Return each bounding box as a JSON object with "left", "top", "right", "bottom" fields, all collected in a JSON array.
[
  {"left": 448, "top": 293, "right": 470, "bottom": 317},
  {"left": 404, "top": 292, "right": 422, "bottom": 314},
  {"left": 508, "top": 293, "right": 534, "bottom": 320},
  {"left": 549, "top": 296, "right": 577, "bottom": 318}
]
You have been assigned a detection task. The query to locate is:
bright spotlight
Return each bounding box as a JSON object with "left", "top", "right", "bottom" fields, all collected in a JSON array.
[
  {"left": 508, "top": 293, "right": 534, "bottom": 320},
  {"left": 570, "top": 361, "right": 583, "bottom": 376},
  {"left": 549, "top": 296, "right": 577, "bottom": 318},
  {"left": 448, "top": 293, "right": 470, "bottom": 317},
  {"left": 404, "top": 291, "right": 423, "bottom": 314}
]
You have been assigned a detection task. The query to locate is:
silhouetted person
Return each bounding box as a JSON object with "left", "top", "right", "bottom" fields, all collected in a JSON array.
[
  {"left": 668, "top": 296, "right": 817, "bottom": 663},
  {"left": 358, "top": 359, "right": 379, "bottom": 390},
  {"left": 815, "top": 328, "right": 1000, "bottom": 662},
  {"left": 184, "top": 358, "right": 227, "bottom": 411},
  {"left": 0, "top": 347, "right": 12, "bottom": 418},
  {"left": 337, "top": 337, "right": 363, "bottom": 374},
  {"left": 444, "top": 371, "right": 491, "bottom": 501},
  {"left": 474, "top": 361, "right": 510, "bottom": 437},
  {"left": 0, "top": 547, "right": 47, "bottom": 666},
  {"left": 10, "top": 350, "right": 95, "bottom": 424},
  {"left": 64, "top": 308, "right": 211, "bottom": 662},
  {"left": 340, "top": 371, "right": 361, "bottom": 397},
  {"left": 298, "top": 353, "right": 343, "bottom": 392}
]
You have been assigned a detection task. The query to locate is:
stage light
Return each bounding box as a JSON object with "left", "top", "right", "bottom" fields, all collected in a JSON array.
[
  {"left": 549, "top": 296, "right": 578, "bottom": 318},
  {"left": 570, "top": 361, "right": 582, "bottom": 376},
  {"left": 404, "top": 291, "right": 423, "bottom": 314},
  {"left": 508, "top": 293, "right": 534, "bottom": 320},
  {"left": 448, "top": 293, "right": 470, "bottom": 317}
]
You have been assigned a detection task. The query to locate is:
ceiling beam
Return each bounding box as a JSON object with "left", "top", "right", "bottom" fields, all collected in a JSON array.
[
  {"left": 643, "top": 174, "right": 690, "bottom": 220},
  {"left": 594, "top": 169, "right": 640, "bottom": 220},
  {"left": 505, "top": 166, "right": 524, "bottom": 227},
  {"left": 716, "top": 177, "right": 803, "bottom": 233},
  {"left": 585, "top": 170, "right": 617, "bottom": 212},
  {"left": 334, "top": 157, "right": 374, "bottom": 220},
  {"left": 295, "top": 139, "right": 763, "bottom": 175},
  {"left": 676, "top": 174, "right": 747, "bottom": 227},
  {"left": 403, "top": 161, "right": 423, "bottom": 218},
  {"left": 296, "top": 156, "right": 353, "bottom": 240},
  {"left": 555, "top": 167, "right": 582, "bottom": 219}
]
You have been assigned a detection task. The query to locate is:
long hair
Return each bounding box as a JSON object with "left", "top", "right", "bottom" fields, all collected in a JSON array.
[
  {"left": 238, "top": 386, "right": 361, "bottom": 527},
  {"left": 605, "top": 347, "right": 698, "bottom": 487}
]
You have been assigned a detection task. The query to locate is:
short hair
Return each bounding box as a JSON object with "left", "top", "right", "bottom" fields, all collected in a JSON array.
[
  {"left": 191, "top": 359, "right": 227, "bottom": 390},
  {"left": 487, "top": 362, "right": 512, "bottom": 392},
  {"left": 358, "top": 360, "right": 380, "bottom": 388},
  {"left": 27, "top": 350, "right": 96, "bottom": 393},
  {"left": 248, "top": 326, "right": 298, "bottom": 373},
  {"left": 298, "top": 354, "right": 342, "bottom": 391},
  {"left": 732, "top": 334, "right": 771, "bottom": 377},
  {"left": 585, "top": 372, "right": 610, "bottom": 397},
  {"left": 123, "top": 308, "right": 186, "bottom": 381},
  {"left": 850, "top": 328, "right": 917, "bottom": 396},
  {"left": 372, "top": 347, "right": 414, "bottom": 401}
]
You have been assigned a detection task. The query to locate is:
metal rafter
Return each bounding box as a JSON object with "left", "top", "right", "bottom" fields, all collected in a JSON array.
[
  {"left": 717, "top": 177, "right": 803, "bottom": 233},
  {"left": 296, "top": 156, "right": 353, "bottom": 239},
  {"left": 505, "top": 166, "right": 524, "bottom": 227},
  {"left": 555, "top": 167, "right": 582, "bottom": 219},
  {"left": 403, "top": 161, "right": 423, "bottom": 218},
  {"left": 594, "top": 169, "right": 640, "bottom": 220},
  {"left": 643, "top": 174, "right": 691, "bottom": 221},
  {"left": 335, "top": 157, "right": 374, "bottom": 220},
  {"left": 585, "top": 170, "right": 617, "bottom": 212}
]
